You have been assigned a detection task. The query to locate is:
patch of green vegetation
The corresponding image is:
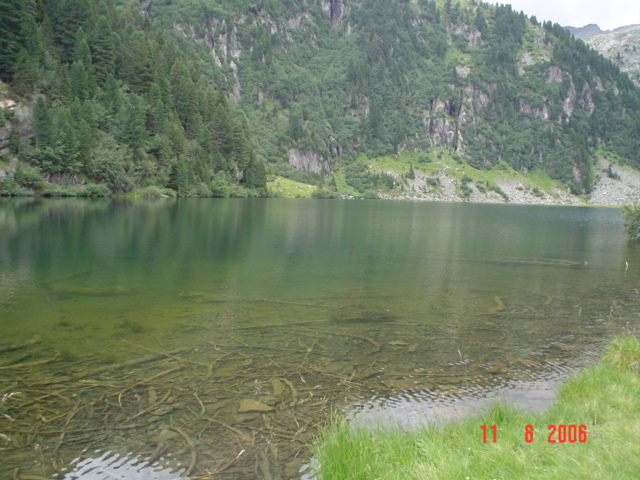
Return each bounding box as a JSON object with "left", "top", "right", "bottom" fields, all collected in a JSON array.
[
  {"left": 267, "top": 175, "right": 316, "bottom": 198},
  {"left": 622, "top": 205, "right": 640, "bottom": 241},
  {"left": 596, "top": 147, "right": 624, "bottom": 165},
  {"left": 314, "top": 335, "right": 640, "bottom": 480}
]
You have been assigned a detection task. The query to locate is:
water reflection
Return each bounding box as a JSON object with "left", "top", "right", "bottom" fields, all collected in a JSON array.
[{"left": 0, "top": 198, "right": 637, "bottom": 479}]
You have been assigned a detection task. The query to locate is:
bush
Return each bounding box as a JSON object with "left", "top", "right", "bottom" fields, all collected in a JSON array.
[
  {"left": 14, "top": 166, "right": 45, "bottom": 190},
  {"left": 426, "top": 177, "right": 440, "bottom": 187},
  {"left": 312, "top": 188, "right": 339, "bottom": 199},
  {"left": 604, "top": 164, "right": 621, "bottom": 180},
  {"left": 82, "top": 184, "right": 112, "bottom": 197},
  {"left": 489, "top": 183, "right": 509, "bottom": 202},
  {"left": 460, "top": 183, "right": 473, "bottom": 199},
  {"left": 41, "top": 185, "right": 83, "bottom": 197},
  {"left": 622, "top": 205, "right": 640, "bottom": 241},
  {"left": 344, "top": 162, "right": 395, "bottom": 193}
]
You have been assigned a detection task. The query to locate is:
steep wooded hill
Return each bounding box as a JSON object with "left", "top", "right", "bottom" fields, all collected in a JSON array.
[
  {"left": 0, "top": 0, "right": 266, "bottom": 197},
  {"left": 149, "top": 0, "right": 640, "bottom": 194}
]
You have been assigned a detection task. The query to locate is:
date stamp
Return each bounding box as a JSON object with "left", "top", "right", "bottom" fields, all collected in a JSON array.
[{"left": 481, "top": 424, "right": 588, "bottom": 443}]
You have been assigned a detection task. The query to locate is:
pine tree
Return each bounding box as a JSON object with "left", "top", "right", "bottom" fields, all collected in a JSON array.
[
  {"left": 12, "top": 49, "right": 36, "bottom": 95},
  {"left": 53, "top": 107, "right": 80, "bottom": 172},
  {"left": 119, "top": 95, "right": 146, "bottom": 160},
  {"left": 51, "top": 0, "right": 95, "bottom": 62},
  {"left": 73, "top": 28, "right": 91, "bottom": 66},
  {"left": 169, "top": 156, "right": 190, "bottom": 195},
  {"left": 73, "top": 28, "right": 94, "bottom": 96},
  {"left": 103, "top": 74, "right": 122, "bottom": 115},
  {"left": 32, "top": 96, "right": 53, "bottom": 149},
  {"left": 92, "top": 15, "right": 114, "bottom": 85},
  {"left": 69, "top": 60, "right": 89, "bottom": 100},
  {"left": 148, "top": 83, "right": 166, "bottom": 135},
  {"left": 70, "top": 98, "right": 94, "bottom": 167},
  {"left": 170, "top": 58, "right": 200, "bottom": 138},
  {"left": 0, "top": 0, "right": 27, "bottom": 80},
  {"left": 119, "top": 31, "right": 153, "bottom": 94}
]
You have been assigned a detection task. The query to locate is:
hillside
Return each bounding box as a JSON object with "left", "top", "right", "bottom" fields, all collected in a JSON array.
[
  {"left": 581, "top": 25, "right": 640, "bottom": 86},
  {"left": 0, "top": 0, "right": 266, "bottom": 198},
  {"left": 1, "top": 0, "right": 639, "bottom": 200},
  {"left": 148, "top": 0, "right": 639, "bottom": 195}
]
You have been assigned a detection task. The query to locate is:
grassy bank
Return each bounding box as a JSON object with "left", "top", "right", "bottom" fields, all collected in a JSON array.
[{"left": 313, "top": 336, "right": 640, "bottom": 479}]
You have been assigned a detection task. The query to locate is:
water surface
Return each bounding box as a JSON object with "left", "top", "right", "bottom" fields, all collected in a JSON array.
[{"left": 1, "top": 198, "right": 638, "bottom": 479}]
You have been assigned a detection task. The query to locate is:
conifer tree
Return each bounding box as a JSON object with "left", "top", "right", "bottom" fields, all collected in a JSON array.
[
  {"left": 51, "top": 0, "right": 94, "bottom": 62},
  {"left": 69, "top": 60, "right": 89, "bottom": 100},
  {"left": 53, "top": 107, "right": 80, "bottom": 172},
  {"left": 32, "top": 96, "right": 53, "bottom": 149},
  {"left": 0, "top": 0, "right": 28, "bottom": 80},
  {"left": 70, "top": 98, "right": 94, "bottom": 166},
  {"left": 12, "top": 49, "right": 37, "bottom": 95},
  {"left": 170, "top": 58, "right": 201, "bottom": 138},
  {"left": 120, "top": 31, "right": 153, "bottom": 94},
  {"left": 119, "top": 95, "right": 146, "bottom": 160},
  {"left": 73, "top": 28, "right": 91, "bottom": 66},
  {"left": 92, "top": 16, "right": 114, "bottom": 85},
  {"left": 103, "top": 74, "right": 122, "bottom": 115}
]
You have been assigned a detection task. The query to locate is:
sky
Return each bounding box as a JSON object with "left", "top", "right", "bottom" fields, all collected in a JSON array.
[{"left": 499, "top": 0, "right": 640, "bottom": 31}]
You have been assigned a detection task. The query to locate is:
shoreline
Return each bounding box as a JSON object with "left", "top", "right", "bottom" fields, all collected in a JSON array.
[{"left": 312, "top": 335, "right": 640, "bottom": 479}]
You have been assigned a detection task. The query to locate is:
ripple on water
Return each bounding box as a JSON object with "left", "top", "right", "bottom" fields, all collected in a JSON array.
[{"left": 55, "top": 450, "right": 188, "bottom": 480}]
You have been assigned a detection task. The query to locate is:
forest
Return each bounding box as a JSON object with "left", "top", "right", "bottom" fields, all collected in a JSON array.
[
  {"left": 1, "top": 0, "right": 639, "bottom": 197},
  {"left": 0, "top": 0, "right": 266, "bottom": 197}
]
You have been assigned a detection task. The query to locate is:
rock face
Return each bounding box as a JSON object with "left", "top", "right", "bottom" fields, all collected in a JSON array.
[
  {"left": 566, "top": 24, "right": 605, "bottom": 39},
  {"left": 288, "top": 148, "right": 332, "bottom": 174}
]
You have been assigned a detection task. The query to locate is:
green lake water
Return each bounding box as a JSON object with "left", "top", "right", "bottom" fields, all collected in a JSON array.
[{"left": 1, "top": 197, "right": 639, "bottom": 479}]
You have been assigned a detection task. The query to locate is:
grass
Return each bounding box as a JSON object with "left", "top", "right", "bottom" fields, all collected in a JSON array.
[
  {"left": 270, "top": 149, "right": 585, "bottom": 202},
  {"left": 313, "top": 335, "right": 640, "bottom": 479},
  {"left": 267, "top": 175, "right": 316, "bottom": 198}
]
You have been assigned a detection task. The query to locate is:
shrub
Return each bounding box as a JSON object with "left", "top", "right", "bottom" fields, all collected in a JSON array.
[
  {"left": 489, "top": 184, "right": 509, "bottom": 201},
  {"left": 138, "top": 186, "right": 165, "bottom": 198},
  {"left": 14, "top": 166, "right": 45, "bottom": 190},
  {"left": 41, "top": 185, "right": 83, "bottom": 197},
  {"left": 312, "top": 188, "right": 339, "bottom": 199},
  {"left": 460, "top": 183, "right": 473, "bottom": 199},
  {"left": 427, "top": 177, "right": 440, "bottom": 187},
  {"left": 82, "top": 184, "right": 112, "bottom": 197},
  {"left": 622, "top": 205, "right": 640, "bottom": 241}
]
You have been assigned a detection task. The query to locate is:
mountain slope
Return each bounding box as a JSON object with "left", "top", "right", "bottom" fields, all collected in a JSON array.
[
  {"left": 2, "top": 0, "right": 639, "bottom": 199},
  {"left": 580, "top": 25, "right": 640, "bottom": 86},
  {"left": 0, "top": 0, "right": 266, "bottom": 197},
  {"left": 147, "top": 0, "right": 640, "bottom": 194}
]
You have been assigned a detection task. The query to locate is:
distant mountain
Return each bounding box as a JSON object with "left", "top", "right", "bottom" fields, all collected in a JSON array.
[
  {"left": 572, "top": 24, "right": 640, "bottom": 86},
  {"left": 566, "top": 24, "right": 605, "bottom": 39}
]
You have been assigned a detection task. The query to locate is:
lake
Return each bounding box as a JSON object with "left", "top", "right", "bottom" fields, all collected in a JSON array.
[{"left": 1, "top": 198, "right": 638, "bottom": 479}]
